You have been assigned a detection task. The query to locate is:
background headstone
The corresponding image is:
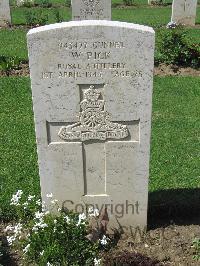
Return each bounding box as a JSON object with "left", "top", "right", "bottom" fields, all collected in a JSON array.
[
  {"left": 27, "top": 20, "right": 155, "bottom": 230},
  {"left": 171, "top": 0, "right": 197, "bottom": 26},
  {"left": 0, "top": 0, "right": 11, "bottom": 26},
  {"left": 71, "top": 0, "right": 111, "bottom": 20}
]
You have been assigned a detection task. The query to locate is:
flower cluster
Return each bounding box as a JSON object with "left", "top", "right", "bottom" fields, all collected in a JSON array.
[
  {"left": 5, "top": 223, "right": 22, "bottom": 246},
  {"left": 6, "top": 190, "right": 105, "bottom": 265},
  {"left": 10, "top": 190, "right": 23, "bottom": 206},
  {"left": 94, "top": 257, "right": 101, "bottom": 265},
  {"left": 88, "top": 206, "right": 100, "bottom": 217},
  {"left": 100, "top": 235, "right": 109, "bottom": 246},
  {"left": 77, "top": 213, "right": 86, "bottom": 226},
  {"left": 32, "top": 211, "right": 48, "bottom": 233},
  {"left": 17, "top": 0, "right": 34, "bottom": 6}
]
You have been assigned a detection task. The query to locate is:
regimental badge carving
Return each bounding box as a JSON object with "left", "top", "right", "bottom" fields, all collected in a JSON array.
[
  {"left": 58, "top": 86, "right": 129, "bottom": 142},
  {"left": 82, "top": 0, "right": 100, "bottom": 7}
]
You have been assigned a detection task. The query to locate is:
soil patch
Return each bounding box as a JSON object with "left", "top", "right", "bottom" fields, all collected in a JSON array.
[
  {"left": 0, "top": 223, "right": 19, "bottom": 266},
  {"left": 154, "top": 64, "right": 200, "bottom": 77},
  {"left": 1, "top": 222, "right": 199, "bottom": 265},
  {"left": 107, "top": 225, "right": 200, "bottom": 266},
  {"left": 0, "top": 62, "right": 29, "bottom": 77}
]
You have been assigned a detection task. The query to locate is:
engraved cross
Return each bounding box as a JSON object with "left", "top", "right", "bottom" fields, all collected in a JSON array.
[{"left": 56, "top": 85, "right": 137, "bottom": 198}]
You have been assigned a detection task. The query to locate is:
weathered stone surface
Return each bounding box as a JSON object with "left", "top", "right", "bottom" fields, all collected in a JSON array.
[
  {"left": 27, "top": 20, "right": 155, "bottom": 231},
  {"left": 0, "top": 0, "right": 11, "bottom": 26},
  {"left": 71, "top": 0, "right": 111, "bottom": 20},
  {"left": 171, "top": 0, "right": 197, "bottom": 26}
]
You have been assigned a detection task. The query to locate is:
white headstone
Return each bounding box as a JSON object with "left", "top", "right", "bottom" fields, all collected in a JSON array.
[
  {"left": 71, "top": 0, "right": 111, "bottom": 20},
  {"left": 0, "top": 0, "right": 11, "bottom": 26},
  {"left": 27, "top": 20, "right": 155, "bottom": 231},
  {"left": 171, "top": 0, "right": 197, "bottom": 26}
]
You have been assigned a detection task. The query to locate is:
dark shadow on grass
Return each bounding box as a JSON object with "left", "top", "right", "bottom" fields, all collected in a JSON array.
[{"left": 148, "top": 188, "right": 200, "bottom": 230}]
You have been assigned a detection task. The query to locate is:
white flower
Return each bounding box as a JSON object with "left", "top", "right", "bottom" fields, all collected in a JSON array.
[
  {"left": 7, "top": 236, "right": 16, "bottom": 246},
  {"left": 23, "top": 201, "right": 29, "bottom": 209},
  {"left": 13, "top": 223, "right": 22, "bottom": 237},
  {"left": 32, "top": 226, "right": 38, "bottom": 232},
  {"left": 46, "top": 193, "right": 53, "bottom": 198},
  {"left": 4, "top": 225, "right": 13, "bottom": 232},
  {"left": 40, "top": 223, "right": 48, "bottom": 229},
  {"left": 35, "top": 211, "right": 44, "bottom": 219},
  {"left": 64, "top": 215, "right": 70, "bottom": 224},
  {"left": 54, "top": 219, "right": 57, "bottom": 224},
  {"left": 100, "top": 235, "right": 108, "bottom": 246},
  {"left": 23, "top": 243, "right": 30, "bottom": 254},
  {"left": 47, "top": 262, "right": 53, "bottom": 266},
  {"left": 57, "top": 208, "right": 61, "bottom": 212},
  {"left": 88, "top": 208, "right": 99, "bottom": 217},
  {"left": 45, "top": 210, "right": 50, "bottom": 215},
  {"left": 10, "top": 190, "right": 23, "bottom": 206},
  {"left": 19, "top": 0, "right": 34, "bottom": 5},
  {"left": 88, "top": 206, "right": 94, "bottom": 213},
  {"left": 36, "top": 199, "right": 41, "bottom": 206},
  {"left": 42, "top": 202, "right": 47, "bottom": 212},
  {"left": 40, "top": 250, "right": 44, "bottom": 256},
  {"left": 6, "top": 223, "right": 23, "bottom": 246},
  {"left": 28, "top": 195, "right": 35, "bottom": 201},
  {"left": 77, "top": 213, "right": 86, "bottom": 226},
  {"left": 94, "top": 258, "right": 101, "bottom": 265},
  {"left": 32, "top": 221, "right": 48, "bottom": 232},
  {"left": 79, "top": 213, "right": 86, "bottom": 220},
  {"left": 94, "top": 209, "right": 99, "bottom": 217},
  {"left": 51, "top": 199, "right": 58, "bottom": 204}
]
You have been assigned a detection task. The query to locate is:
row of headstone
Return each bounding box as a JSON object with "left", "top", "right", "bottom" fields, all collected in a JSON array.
[
  {"left": 0, "top": 0, "right": 11, "bottom": 26},
  {"left": 0, "top": 0, "right": 198, "bottom": 27},
  {"left": 27, "top": 0, "right": 155, "bottom": 230},
  {"left": 73, "top": 0, "right": 198, "bottom": 26}
]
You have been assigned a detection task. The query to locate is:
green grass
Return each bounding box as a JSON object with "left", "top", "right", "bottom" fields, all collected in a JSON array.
[
  {"left": 113, "top": 6, "right": 172, "bottom": 26},
  {"left": 0, "top": 76, "right": 199, "bottom": 220},
  {"left": 11, "top": 6, "right": 71, "bottom": 25},
  {"left": 113, "top": 6, "right": 200, "bottom": 26},
  {"left": 0, "top": 77, "right": 40, "bottom": 220},
  {"left": 0, "top": 29, "right": 28, "bottom": 59},
  {"left": 150, "top": 77, "right": 200, "bottom": 192}
]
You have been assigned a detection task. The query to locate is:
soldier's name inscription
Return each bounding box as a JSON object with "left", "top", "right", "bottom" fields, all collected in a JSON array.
[{"left": 41, "top": 41, "right": 142, "bottom": 80}]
